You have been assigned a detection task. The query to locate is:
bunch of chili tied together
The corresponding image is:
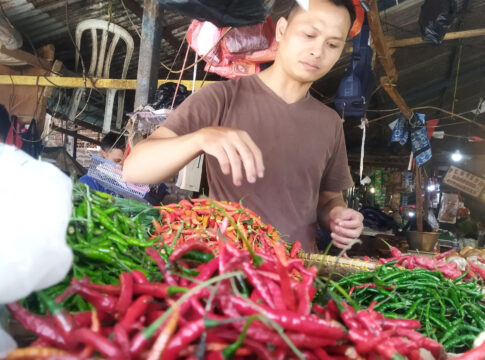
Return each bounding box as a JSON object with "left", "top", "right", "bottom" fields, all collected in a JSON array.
[
  {"left": 9, "top": 239, "right": 447, "bottom": 360},
  {"left": 332, "top": 263, "right": 485, "bottom": 354}
]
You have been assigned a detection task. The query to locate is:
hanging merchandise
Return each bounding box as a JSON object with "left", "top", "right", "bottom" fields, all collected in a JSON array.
[
  {"left": 438, "top": 192, "right": 459, "bottom": 224},
  {"left": 334, "top": 23, "right": 374, "bottom": 118},
  {"left": 419, "top": 0, "right": 459, "bottom": 45},
  {"left": 151, "top": 82, "right": 191, "bottom": 110},
  {"left": 158, "top": 0, "right": 274, "bottom": 28},
  {"left": 20, "top": 119, "right": 43, "bottom": 159},
  {"left": 391, "top": 113, "right": 432, "bottom": 167},
  {"left": 5, "top": 116, "right": 23, "bottom": 149},
  {"left": 186, "top": 18, "right": 277, "bottom": 79}
]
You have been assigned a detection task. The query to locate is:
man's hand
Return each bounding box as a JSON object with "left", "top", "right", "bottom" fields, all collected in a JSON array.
[
  {"left": 195, "top": 127, "right": 265, "bottom": 186},
  {"left": 329, "top": 206, "right": 364, "bottom": 249}
]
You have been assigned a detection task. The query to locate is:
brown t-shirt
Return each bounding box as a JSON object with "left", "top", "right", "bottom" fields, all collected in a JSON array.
[{"left": 163, "top": 75, "right": 353, "bottom": 251}]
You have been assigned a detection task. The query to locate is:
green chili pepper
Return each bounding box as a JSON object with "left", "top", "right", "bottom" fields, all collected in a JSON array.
[{"left": 181, "top": 250, "right": 214, "bottom": 263}]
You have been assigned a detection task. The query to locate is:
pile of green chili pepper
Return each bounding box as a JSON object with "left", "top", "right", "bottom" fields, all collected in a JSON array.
[
  {"left": 330, "top": 262, "right": 485, "bottom": 353},
  {"left": 23, "top": 183, "right": 161, "bottom": 313}
]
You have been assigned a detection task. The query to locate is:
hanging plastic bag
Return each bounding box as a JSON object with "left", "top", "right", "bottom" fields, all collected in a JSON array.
[
  {"left": 419, "top": 0, "right": 459, "bottom": 45},
  {"left": 159, "top": 0, "right": 275, "bottom": 27},
  {"left": 151, "top": 82, "right": 191, "bottom": 110},
  {"left": 222, "top": 17, "right": 275, "bottom": 54},
  {"left": 187, "top": 17, "right": 276, "bottom": 79},
  {"left": 21, "top": 119, "right": 43, "bottom": 159},
  {"left": 438, "top": 193, "right": 459, "bottom": 224}
]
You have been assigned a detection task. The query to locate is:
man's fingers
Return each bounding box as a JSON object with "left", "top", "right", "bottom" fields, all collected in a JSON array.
[
  {"left": 333, "top": 225, "right": 361, "bottom": 239},
  {"left": 232, "top": 139, "right": 258, "bottom": 184},
  {"left": 331, "top": 233, "right": 356, "bottom": 248},
  {"left": 240, "top": 131, "right": 264, "bottom": 178},
  {"left": 337, "top": 218, "right": 363, "bottom": 229},
  {"left": 223, "top": 144, "right": 244, "bottom": 186},
  {"left": 212, "top": 148, "right": 231, "bottom": 176}
]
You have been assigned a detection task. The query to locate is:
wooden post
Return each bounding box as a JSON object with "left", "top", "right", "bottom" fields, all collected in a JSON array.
[
  {"left": 134, "top": 0, "right": 163, "bottom": 109},
  {"left": 415, "top": 166, "right": 424, "bottom": 232}
]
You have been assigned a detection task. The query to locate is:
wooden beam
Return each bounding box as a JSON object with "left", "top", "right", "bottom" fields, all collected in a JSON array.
[
  {"left": 345, "top": 28, "right": 485, "bottom": 52},
  {"left": 51, "top": 124, "right": 102, "bottom": 146},
  {"left": 0, "top": 47, "right": 77, "bottom": 76},
  {"left": 391, "top": 28, "right": 485, "bottom": 48},
  {"left": 367, "top": 0, "right": 398, "bottom": 82},
  {"left": 134, "top": 0, "right": 163, "bottom": 108},
  {"left": 380, "top": 76, "right": 413, "bottom": 119},
  {"left": 0, "top": 75, "right": 212, "bottom": 90}
]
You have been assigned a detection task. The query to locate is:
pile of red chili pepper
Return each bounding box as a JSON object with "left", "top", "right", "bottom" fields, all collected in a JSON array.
[
  {"left": 151, "top": 198, "right": 300, "bottom": 259},
  {"left": 8, "top": 237, "right": 451, "bottom": 360},
  {"left": 379, "top": 247, "right": 485, "bottom": 282}
]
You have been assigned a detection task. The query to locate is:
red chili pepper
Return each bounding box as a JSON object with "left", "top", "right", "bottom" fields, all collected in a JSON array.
[
  {"left": 84, "top": 282, "right": 121, "bottom": 296},
  {"left": 131, "top": 270, "right": 148, "bottom": 284},
  {"left": 242, "top": 262, "right": 275, "bottom": 308},
  {"left": 7, "top": 302, "right": 68, "bottom": 349},
  {"left": 277, "top": 261, "right": 297, "bottom": 312},
  {"left": 169, "top": 240, "right": 214, "bottom": 263},
  {"left": 133, "top": 282, "right": 168, "bottom": 298},
  {"left": 297, "top": 272, "right": 314, "bottom": 315},
  {"left": 230, "top": 296, "right": 346, "bottom": 338},
  {"left": 313, "top": 347, "right": 333, "bottom": 360},
  {"left": 114, "top": 323, "right": 130, "bottom": 355},
  {"left": 160, "top": 319, "right": 206, "bottom": 360},
  {"left": 116, "top": 273, "right": 133, "bottom": 316},
  {"left": 380, "top": 317, "right": 421, "bottom": 330},
  {"left": 119, "top": 295, "right": 152, "bottom": 329},
  {"left": 290, "top": 241, "right": 302, "bottom": 258},
  {"left": 72, "top": 282, "right": 117, "bottom": 314},
  {"left": 394, "top": 328, "right": 442, "bottom": 358},
  {"left": 73, "top": 328, "right": 126, "bottom": 360}
]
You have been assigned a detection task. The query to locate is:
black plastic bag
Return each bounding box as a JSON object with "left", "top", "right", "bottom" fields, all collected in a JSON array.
[
  {"left": 419, "top": 0, "right": 458, "bottom": 45},
  {"left": 151, "top": 82, "right": 191, "bottom": 110},
  {"left": 21, "top": 119, "right": 43, "bottom": 159},
  {"left": 158, "top": 0, "right": 275, "bottom": 27}
]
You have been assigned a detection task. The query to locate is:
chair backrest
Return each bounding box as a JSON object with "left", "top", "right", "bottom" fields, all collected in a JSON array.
[{"left": 74, "top": 19, "right": 134, "bottom": 79}]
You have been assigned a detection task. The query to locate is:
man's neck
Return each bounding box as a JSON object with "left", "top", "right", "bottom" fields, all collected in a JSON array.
[{"left": 257, "top": 65, "right": 312, "bottom": 104}]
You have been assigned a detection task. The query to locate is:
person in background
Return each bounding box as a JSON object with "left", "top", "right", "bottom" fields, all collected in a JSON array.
[{"left": 79, "top": 132, "right": 126, "bottom": 194}]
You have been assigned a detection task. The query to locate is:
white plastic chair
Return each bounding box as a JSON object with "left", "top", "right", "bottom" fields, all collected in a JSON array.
[{"left": 67, "top": 19, "right": 134, "bottom": 133}]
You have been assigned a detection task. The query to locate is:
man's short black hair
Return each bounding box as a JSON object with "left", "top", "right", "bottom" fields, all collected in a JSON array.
[
  {"left": 287, "top": 0, "right": 356, "bottom": 26},
  {"left": 101, "top": 132, "right": 126, "bottom": 152}
]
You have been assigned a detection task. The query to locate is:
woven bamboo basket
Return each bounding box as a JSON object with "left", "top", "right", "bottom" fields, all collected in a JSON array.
[{"left": 299, "top": 252, "right": 379, "bottom": 277}]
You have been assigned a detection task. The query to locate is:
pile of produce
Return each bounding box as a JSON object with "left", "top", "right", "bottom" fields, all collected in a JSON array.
[
  {"left": 380, "top": 247, "right": 485, "bottom": 282},
  {"left": 150, "top": 198, "right": 297, "bottom": 258},
  {"left": 8, "top": 240, "right": 445, "bottom": 360},
  {"left": 8, "top": 185, "right": 485, "bottom": 359},
  {"left": 332, "top": 263, "right": 485, "bottom": 353},
  {"left": 23, "top": 184, "right": 162, "bottom": 313}
]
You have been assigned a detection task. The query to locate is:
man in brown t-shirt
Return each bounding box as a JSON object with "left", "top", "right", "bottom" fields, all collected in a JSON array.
[{"left": 124, "top": 0, "right": 364, "bottom": 252}]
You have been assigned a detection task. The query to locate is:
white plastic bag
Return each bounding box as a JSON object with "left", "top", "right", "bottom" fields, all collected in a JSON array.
[
  {"left": 0, "top": 144, "right": 73, "bottom": 356},
  {"left": 0, "top": 144, "right": 73, "bottom": 303}
]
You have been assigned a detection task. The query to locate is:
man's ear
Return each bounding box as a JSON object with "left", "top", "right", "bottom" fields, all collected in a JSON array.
[
  {"left": 100, "top": 150, "right": 107, "bottom": 159},
  {"left": 275, "top": 17, "right": 289, "bottom": 43}
]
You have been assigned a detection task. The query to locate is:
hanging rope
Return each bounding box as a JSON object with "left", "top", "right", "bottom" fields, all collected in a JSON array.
[
  {"left": 358, "top": 117, "right": 368, "bottom": 185},
  {"left": 450, "top": 42, "right": 463, "bottom": 121},
  {"left": 170, "top": 44, "right": 191, "bottom": 110}
]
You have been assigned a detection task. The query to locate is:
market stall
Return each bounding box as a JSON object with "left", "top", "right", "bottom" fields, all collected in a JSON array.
[
  {"left": 1, "top": 0, "right": 485, "bottom": 358},
  {"left": 3, "top": 184, "right": 485, "bottom": 359}
]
